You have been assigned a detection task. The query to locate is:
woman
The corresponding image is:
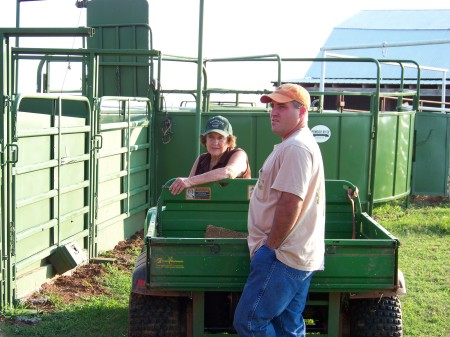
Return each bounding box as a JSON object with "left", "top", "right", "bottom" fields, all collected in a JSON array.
[{"left": 169, "top": 115, "right": 251, "bottom": 195}]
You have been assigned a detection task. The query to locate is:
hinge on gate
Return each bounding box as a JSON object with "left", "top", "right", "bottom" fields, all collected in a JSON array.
[
  {"left": 9, "top": 221, "right": 15, "bottom": 257},
  {"left": 3, "top": 95, "right": 11, "bottom": 107}
]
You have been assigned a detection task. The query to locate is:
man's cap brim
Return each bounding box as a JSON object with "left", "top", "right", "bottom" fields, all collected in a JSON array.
[{"left": 260, "top": 93, "right": 294, "bottom": 104}]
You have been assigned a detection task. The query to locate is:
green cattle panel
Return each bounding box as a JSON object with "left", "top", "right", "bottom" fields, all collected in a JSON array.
[
  {"left": 394, "top": 113, "right": 415, "bottom": 196},
  {"left": 154, "top": 111, "right": 202, "bottom": 197},
  {"left": 10, "top": 94, "right": 91, "bottom": 299},
  {"left": 309, "top": 112, "right": 372, "bottom": 207},
  {"left": 154, "top": 105, "right": 415, "bottom": 214},
  {"left": 412, "top": 112, "right": 450, "bottom": 196},
  {"left": 374, "top": 111, "right": 415, "bottom": 203},
  {"left": 87, "top": 0, "right": 151, "bottom": 97},
  {"left": 95, "top": 97, "right": 151, "bottom": 252}
]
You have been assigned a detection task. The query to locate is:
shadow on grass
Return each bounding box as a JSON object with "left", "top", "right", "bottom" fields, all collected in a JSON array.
[{"left": 2, "top": 304, "right": 128, "bottom": 337}]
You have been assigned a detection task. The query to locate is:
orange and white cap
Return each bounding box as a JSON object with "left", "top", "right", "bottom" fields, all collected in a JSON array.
[{"left": 260, "top": 83, "right": 310, "bottom": 110}]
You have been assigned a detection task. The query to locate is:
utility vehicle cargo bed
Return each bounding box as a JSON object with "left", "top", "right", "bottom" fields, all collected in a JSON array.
[{"left": 145, "top": 179, "right": 399, "bottom": 294}]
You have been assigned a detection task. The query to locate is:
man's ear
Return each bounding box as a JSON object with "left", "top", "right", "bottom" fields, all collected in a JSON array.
[{"left": 300, "top": 106, "right": 307, "bottom": 114}]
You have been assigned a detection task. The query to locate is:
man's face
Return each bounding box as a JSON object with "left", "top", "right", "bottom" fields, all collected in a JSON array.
[{"left": 269, "top": 101, "right": 301, "bottom": 139}]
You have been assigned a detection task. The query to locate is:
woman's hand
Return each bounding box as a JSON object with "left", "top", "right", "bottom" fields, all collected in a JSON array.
[{"left": 169, "top": 177, "right": 193, "bottom": 195}]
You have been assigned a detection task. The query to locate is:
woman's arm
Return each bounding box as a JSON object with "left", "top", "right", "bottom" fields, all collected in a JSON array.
[
  {"left": 188, "top": 157, "right": 200, "bottom": 178},
  {"left": 189, "top": 150, "right": 248, "bottom": 184},
  {"left": 169, "top": 150, "right": 248, "bottom": 195}
]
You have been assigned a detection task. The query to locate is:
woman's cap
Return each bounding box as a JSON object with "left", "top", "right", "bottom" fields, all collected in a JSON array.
[
  {"left": 260, "top": 83, "right": 310, "bottom": 110},
  {"left": 203, "top": 115, "right": 233, "bottom": 136}
]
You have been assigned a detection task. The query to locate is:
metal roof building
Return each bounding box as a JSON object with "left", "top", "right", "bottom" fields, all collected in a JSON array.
[
  {"left": 299, "top": 10, "right": 450, "bottom": 198},
  {"left": 302, "top": 10, "right": 450, "bottom": 91}
]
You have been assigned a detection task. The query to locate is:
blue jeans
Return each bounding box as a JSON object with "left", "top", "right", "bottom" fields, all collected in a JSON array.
[{"left": 233, "top": 245, "right": 315, "bottom": 337}]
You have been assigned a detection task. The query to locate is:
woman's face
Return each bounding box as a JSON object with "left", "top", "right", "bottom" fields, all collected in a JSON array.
[{"left": 205, "top": 132, "right": 229, "bottom": 158}]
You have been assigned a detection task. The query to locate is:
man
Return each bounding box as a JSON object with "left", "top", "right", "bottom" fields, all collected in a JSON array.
[{"left": 233, "top": 83, "right": 325, "bottom": 337}]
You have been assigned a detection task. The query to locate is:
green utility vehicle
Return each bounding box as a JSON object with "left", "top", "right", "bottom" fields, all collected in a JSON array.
[{"left": 129, "top": 178, "right": 405, "bottom": 337}]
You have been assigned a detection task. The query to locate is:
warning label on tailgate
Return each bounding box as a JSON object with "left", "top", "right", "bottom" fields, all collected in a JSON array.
[
  {"left": 155, "top": 257, "right": 184, "bottom": 269},
  {"left": 185, "top": 187, "right": 211, "bottom": 200}
]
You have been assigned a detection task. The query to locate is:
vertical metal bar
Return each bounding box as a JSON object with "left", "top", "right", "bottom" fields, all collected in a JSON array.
[
  {"left": 126, "top": 98, "right": 131, "bottom": 216},
  {"left": 91, "top": 98, "right": 98, "bottom": 259},
  {"left": 392, "top": 114, "right": 400, "bottom": 197},
  {"left": 367, "top": 60, "right": 381, "bottom": 215},
  {"left": 327, "top": 292, "right": 341, "bottom": 337},
  {"left": 149, "top": 56, "right": 158, "bottom": 206},
  {"left": 3, "top": 32, "right": 16, "bottom": 309},
  {"left": 194, "top": 0, "right": 205, "bottom": 158},
  {"left": 441, "top": 73, "right": 447, "bottom": 112},
  {"left": 57, "top": 96, "right": 62, "bottom": 246},
  {"left": 14, "top": 1, "right": 20, "bottom": 95},
  {"left": 192, "top": 292, "right": 205, "bottom": 337},
  {"left": 88, "top": 52, "right": 98, "bottom": 259},
  {"left": 50, "top": 98, "right": 57, "bottom": 246},
  {"left": 2, "top": 32, "right": 13, "bottom": 310},
  {"left": 320, "top": 51, "right": 327, "bottom": 112},
  {"left": 0, "top": 38, "right": 4, "bottom": 309},
  {"left": 396, "top": 63, "right": 405, "bottom": 109},
  {"left": 133, "top": 26, "right": 137, "bottom": 96}
]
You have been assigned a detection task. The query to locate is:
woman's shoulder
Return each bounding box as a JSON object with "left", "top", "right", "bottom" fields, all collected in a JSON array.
[{"left": 230, "top": 147, "right": 248, "bottom": 155}]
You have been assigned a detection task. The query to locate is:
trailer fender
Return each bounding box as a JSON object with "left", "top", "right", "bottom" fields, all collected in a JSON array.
[
  {"left": 131, "top": 251, "right": 149, "bottom": 295},
  {"left": 396, "top": 269, "right": 407, "bottom": 295}
]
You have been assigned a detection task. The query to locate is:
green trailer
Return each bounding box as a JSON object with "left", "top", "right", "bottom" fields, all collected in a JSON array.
[{"left": 129, "top": 178, "right": 405, "bottom": 337}]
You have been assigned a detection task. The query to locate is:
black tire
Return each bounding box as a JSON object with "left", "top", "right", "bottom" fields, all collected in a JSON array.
[
  {"left": 350, "top": 296, "right": 403, "bottom": 337},
  {"left": 128, "top": 293, "right": 184, "bottom": 337}
]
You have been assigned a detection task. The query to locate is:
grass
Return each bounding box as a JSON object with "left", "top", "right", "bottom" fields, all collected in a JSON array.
[
  {"left": 0, "top": 197, "right": 448, "bottom": 337},
  {"left": 372, "top": 198, "right": 449, "bottom": 337},
  {"left": 0, "top": 264, "right": 133, "bottom": 337}
]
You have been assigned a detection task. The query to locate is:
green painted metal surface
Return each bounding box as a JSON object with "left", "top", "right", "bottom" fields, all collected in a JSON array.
[
  {"left": 373, "top": 111, "right": 416, "bottom": 203},
  {"left": 95, "top": 96, "right": 152, "bottom": 253},
  {"left": 309, "top": 112, "right": 372, "bottom": 207},
  {"left": 11, "top": 94, "right": 92, "bottom": 300},
  {"left": 146, "top": 179, "right": 399, "bottom": 293},
  {"left": 412, "top": 112, "right": 450, "bottom": 196},
  {"left": 154, "top": 104, "right": 416, "bottom": 212},
  {"left": 87, "top": 0, "right": 152, "bottom": 98}
]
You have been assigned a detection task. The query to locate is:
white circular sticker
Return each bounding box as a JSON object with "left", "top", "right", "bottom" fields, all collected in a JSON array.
[{"left": 311, "top": 125, "right": 331, "bottom": 143}]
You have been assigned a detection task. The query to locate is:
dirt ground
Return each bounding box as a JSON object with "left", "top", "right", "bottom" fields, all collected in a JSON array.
[
  {"left": 409, "top": 194, "right": 449, "bottom": 206},
  {"left": 23, "top": 230, "right": 145, "bottom": 313}
]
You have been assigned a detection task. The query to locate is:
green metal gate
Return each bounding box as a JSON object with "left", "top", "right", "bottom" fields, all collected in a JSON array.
[
  {"left": 412, "top": 111, "right": 450, "bottom": 196},
  {"left": 93, "top": 96, "right": 152, "bottom": 253},
  {"left": 9, "top": 94, "right": 92, "bottom": 301}
]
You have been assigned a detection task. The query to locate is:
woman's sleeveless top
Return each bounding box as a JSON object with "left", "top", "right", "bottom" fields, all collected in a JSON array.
[{"left": 195, "top": 147, "right": 251, "bottom": 178}]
